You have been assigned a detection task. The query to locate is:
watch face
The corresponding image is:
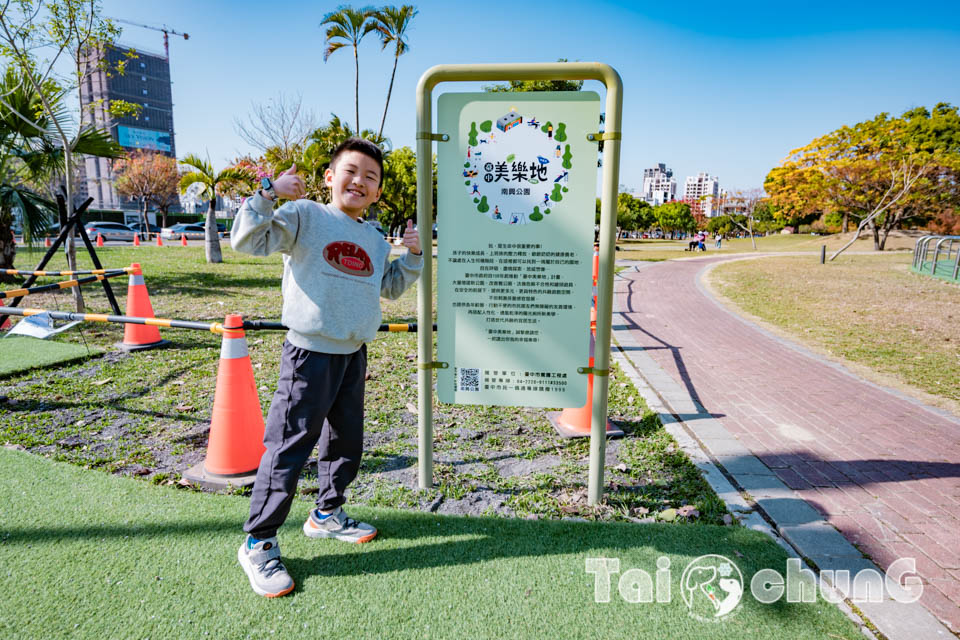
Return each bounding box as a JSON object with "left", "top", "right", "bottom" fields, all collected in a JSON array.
[{"left": 260, "top": 177, "right": 272, "bottom": 190}]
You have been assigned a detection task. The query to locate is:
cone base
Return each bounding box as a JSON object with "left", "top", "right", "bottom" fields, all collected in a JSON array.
[
  {"left": 183, "top": 461, "right": 257, "bottom": 491},
  {"left": 546, "top": 411, "right": 625, "bottom": 439},
  {"left": 114, "top": 338, "right": 171, "bottom": 352}
]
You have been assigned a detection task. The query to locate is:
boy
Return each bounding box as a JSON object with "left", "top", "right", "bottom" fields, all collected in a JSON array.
[{"left": 231, "top": 138, "right": 423, "bottom": 597}]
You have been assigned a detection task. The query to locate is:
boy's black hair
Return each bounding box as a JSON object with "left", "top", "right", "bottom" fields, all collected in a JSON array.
[{"left": 329, "top": 137, "right": 384, "bottom": 186}]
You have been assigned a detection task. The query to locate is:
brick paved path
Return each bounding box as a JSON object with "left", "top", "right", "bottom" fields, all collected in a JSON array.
[{"left": 616, "top": 257, "right": 960, "bottom": 632}]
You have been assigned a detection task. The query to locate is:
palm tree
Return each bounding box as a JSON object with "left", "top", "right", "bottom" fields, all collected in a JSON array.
[
  {"left": 0, "top": 67, "right": 122, "bottom": 281},
  {"left": 321, "top": 5, "right": 376, "bottom": 134},
  {"left": 371, "top": 5, "right": 417, "bottom": 141},
  {"left": 178, "top": 155, "right": 251, "bottom": 264}
]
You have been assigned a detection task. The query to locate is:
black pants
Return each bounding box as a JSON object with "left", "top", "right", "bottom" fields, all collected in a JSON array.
[{"left": 244, "top": 340, "right": 366, "bottom": 539}]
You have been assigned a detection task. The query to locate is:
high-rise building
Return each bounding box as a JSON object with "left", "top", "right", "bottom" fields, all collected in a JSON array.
[
  {"left": 683, "top": 173, "right": 720, "bottom": 216},
  {"left": 641, "top": 163, "right": 676, "bottom": 206},
  {"left": 79, "top": 43, "right": 177, "bottom": 213}
]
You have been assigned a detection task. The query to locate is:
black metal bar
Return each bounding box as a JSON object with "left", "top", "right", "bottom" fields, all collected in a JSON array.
[
  {"left": 71, "top": 198, "right": 122, "bottom": 315},
  {"left": 0, "top": 271, "right": 127, "bottom": 300},
  {"left": 0, "top": 306, "right": 217, "bottom": 332},
  {"left": 241, "top": 320, "right": 438, "bottom": 332},
  {"left": 2, "top": 269, "right": 128, "bottom": 277},
  {"left": 0, "top": 198, "right": 75, "bottom": 326}
]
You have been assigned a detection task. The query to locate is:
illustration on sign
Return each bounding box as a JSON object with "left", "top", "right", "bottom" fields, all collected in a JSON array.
[{"left": 462, "top": 108, "right": 573, "bottom": 225}]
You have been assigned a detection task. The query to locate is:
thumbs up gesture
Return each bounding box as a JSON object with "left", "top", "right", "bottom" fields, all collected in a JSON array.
[
  {"left": 402, "top": 218, "right": 422, "bottom": 255},
  {"left": 273, "top": 163, "right": 305, "bottom": 200}
]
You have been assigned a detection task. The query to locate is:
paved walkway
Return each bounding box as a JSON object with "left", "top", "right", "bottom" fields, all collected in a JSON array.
[{"left": 613, "top": 256, "right": 960, "bottom": 633}]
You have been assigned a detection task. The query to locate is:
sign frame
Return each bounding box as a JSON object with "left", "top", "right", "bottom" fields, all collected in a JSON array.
[{"left": 416, "top": 63, "right": 623, "bottom": 505}]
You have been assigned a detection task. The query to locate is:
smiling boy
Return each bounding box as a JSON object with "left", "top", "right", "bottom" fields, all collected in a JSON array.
[{"left": 231, "top": 137, "right": 422, "bottom": 597}]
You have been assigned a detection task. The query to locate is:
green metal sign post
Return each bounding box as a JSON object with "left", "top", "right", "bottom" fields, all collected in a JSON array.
[{"left": 416, "top": 63, "right": 623, "bottom": 505}]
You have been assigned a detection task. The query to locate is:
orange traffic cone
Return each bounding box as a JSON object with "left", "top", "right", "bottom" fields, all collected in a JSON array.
[
  {"left": 44, "top": 237, "right": 51, "bottom": 247},
  {"left": 183, "top": 314, "right": 265, "bottom": 489},
  {"left": 156, "top": 235, "right": 163, "bottom": 247},
  {"left": 117, "top": 263, "right": 169, "bottom": 351},
  {"left": 181, "top": 233, "right": 187, "bottom": 247},
  {"left": 548, "top": 244, "right": 622, "bottom": 439},
  {"left": 549, "top": 338, "right": 623, "bottom": 439},
  {"left": 96, "top": 233, "right": 104, "bottom": 247},
  {"left": 133, "top": 234, "right": 140, "bottom": 247}
]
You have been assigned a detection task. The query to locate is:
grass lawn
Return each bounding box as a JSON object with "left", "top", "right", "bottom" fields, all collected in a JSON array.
[
  {"left": 616, "top": 230, "right": 920, "bottom": 263},
  {"left": 709, "top": 252, "right": 960, "bottom": 409},
  {"left": 0, "top": 448, "right": 863, "bottom": 639},
  {"left": 2, "top": 244, "right": 723, "bottom": 524},
  {"left": 0, "top": 336, "right": 100, "bottom": 376}
]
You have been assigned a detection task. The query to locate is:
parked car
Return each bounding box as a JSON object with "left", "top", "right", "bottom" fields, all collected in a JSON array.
[
  {"left": 84, "top": 221, "right": 137, "bottom": 242},
  {"left": 160, "top": 223, "right": 208, "bottom": 240},
  {"left": 126, "top": 222, "right": 161, "bottom": 238}
]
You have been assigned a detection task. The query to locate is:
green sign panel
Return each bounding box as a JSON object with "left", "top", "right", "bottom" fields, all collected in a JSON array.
[{"left": 436, "top": 91, "right": 600, "bottom": 407}]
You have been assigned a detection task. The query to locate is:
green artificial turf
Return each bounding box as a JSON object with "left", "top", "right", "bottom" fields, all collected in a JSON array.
[
  {"left": 0, "top": 336, "right": 99, "bottom": 377},
  {"left": 0, "top": 449, "right": 863, "bottom": 640}
]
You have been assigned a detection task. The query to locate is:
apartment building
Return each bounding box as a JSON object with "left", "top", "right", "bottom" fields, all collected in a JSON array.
[
  {"left": 641, "top": 163, "right": 677, "bottom": 206},
  {"left": 683, "top": 172, "right": 720, "bottom": 216}
]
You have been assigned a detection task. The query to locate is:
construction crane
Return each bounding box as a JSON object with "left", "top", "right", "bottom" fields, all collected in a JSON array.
[{"left": 114, "top": 19, "right": 189, "bottom": 59}]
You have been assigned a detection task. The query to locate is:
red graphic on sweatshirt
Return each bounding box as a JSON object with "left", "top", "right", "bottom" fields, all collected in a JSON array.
[{"left": 323, "top": 241, "right": 374, "bottom": 277}]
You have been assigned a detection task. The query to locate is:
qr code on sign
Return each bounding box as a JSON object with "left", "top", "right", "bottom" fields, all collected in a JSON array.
[{"left": 457, "top": 367, "right": 481, "bottom": 392}]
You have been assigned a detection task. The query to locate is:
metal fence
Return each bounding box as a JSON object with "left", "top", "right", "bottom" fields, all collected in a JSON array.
[{"left": 912, "top": 235, "right": 960, "bottom": 282}]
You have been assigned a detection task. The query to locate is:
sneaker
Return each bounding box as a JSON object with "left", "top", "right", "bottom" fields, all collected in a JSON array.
[
  {"left": 237, "top": 535, "right": 295, "bottom": 598},
  {"left": 303, "top": 506, "right": 378, "bottom": 543}
]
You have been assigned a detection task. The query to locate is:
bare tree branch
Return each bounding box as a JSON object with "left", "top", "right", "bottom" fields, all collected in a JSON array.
[{"left": 233, "top": 92, "right": 319, "bottom": 156}]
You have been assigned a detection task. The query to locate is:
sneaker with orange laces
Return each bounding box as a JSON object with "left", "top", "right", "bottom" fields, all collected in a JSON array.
[{"left": 302, "top": 506, "right": 377, "bottom": 543}]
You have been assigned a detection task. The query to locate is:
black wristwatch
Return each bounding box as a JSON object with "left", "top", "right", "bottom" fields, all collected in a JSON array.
[{"left": 260, "top": 177, "right": 276, "bottom": 201}]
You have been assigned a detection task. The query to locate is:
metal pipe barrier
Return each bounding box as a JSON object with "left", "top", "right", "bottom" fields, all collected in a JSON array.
[
  {"left": 0, "top": 271, "right": 127, "bottom": 300},
  {"left": 0, "top": 307, "right": 435, "bottom": 335},
  {"left": 911, "top": 235, "right": 960, "bottom": 282},
  {"left": 2, "top": 268, "right": 132, "bottom": 277},
  {"left": 912, "top": 235, "right": 934, "bottom": 269}
]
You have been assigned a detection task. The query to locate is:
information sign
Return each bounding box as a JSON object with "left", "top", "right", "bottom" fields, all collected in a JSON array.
[{"left": 436, "top": 91, "right": 600, "bottom": 407}]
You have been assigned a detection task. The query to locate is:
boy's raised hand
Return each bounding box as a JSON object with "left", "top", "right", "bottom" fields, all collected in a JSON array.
[
  {"left": 402, "top": 219, "right": 422, "bottom": 255},
  {"left": 273, "top": 164, "right": 305, "bottom": 200}
]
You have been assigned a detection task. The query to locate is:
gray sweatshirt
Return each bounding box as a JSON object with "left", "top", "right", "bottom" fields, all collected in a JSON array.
[{"left": 231, "top": 193, "right": 423, "bottom": 354}]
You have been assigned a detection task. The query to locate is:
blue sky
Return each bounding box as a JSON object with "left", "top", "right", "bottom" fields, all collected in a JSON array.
[{"left": 100, "top": 0, "right": 960, "bottom": 194}]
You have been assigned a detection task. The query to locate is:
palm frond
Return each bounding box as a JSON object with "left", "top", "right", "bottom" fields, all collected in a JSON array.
[
  {"left": 73, "top": 126, "right": 124, "bottom": 159},
  {"left": 179, "top": 154, "right": 214, "bottom": 178},
  {"left": 179, "top": 171, "right": 211, "bottom": 196}
]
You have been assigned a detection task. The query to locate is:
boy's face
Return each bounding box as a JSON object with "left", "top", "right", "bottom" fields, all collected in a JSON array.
[{"left": 325, "top": 150, "right": 382, "bottom": 218}]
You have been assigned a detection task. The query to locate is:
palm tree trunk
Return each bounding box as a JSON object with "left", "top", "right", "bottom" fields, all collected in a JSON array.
[
  {"left": 0, "top": 217, "right": 15, "bottom": 283},
  {"left": 205, "top": 198, "right": 223, "bottom": 263},
  {"left": 378, "top": 54, "right": 399, "bottom": 140},
  {"left": 353, "top": 44, "right": 360, "bottom": 133}
]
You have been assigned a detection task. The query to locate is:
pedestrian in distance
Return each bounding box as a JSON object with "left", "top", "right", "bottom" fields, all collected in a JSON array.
[
  {"left": 231, "top": 137, "right": 423, "bottom": 598},
  {"left": 715, "top": 232, "right": 722, "bottom": 249}
]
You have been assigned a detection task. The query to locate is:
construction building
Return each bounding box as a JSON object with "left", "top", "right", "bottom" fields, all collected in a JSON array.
[
  {"left": 641, "top": 163, "right": 677, "bottom": 206},
  {"left": 78, "top": 43, "right": 178, "bottom": 217}
]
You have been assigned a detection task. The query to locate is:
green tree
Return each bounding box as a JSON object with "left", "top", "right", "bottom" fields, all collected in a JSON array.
[
  {"left": 483, "top": 59, "right": 584, "bottom": 92},
  {"left": 376, "top": 145, "right": 435, "bottom": 234},
  {"left": 321, "top": 5, "right": 376, "bottom": 133},
  {"left": 653, "top": 202, "right": 694, "bottom": 239},
  {"left": 0, "top": 0, "right": 136, "bottom": 307},
  {"left": 0, "top": 66, "right": 122, "bottom": 280},
  {"left": 370, "top": 5, "right": 417, "bottom": 140},
  {"left": 765, "top": 103, "right": 960, "bottom": 258},
  {"left": 178, "top": 155, "right": 252, "bottom": 264}
]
